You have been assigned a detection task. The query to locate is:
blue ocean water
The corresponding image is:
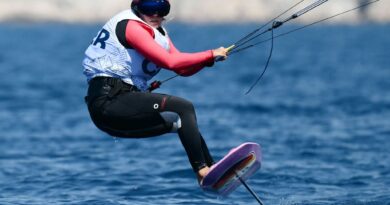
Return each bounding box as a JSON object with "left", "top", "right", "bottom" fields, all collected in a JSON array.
[{"left": 0, "top": 22, "right": 389, "bottom": 205}]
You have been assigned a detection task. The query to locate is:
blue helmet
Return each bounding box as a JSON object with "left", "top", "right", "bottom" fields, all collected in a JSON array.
[{"left": 131, "top": 0, "right": 171, "bottom": 17}]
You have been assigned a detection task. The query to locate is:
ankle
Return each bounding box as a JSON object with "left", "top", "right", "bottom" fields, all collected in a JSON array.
[{"left": 197, "top": 166, "right": 210, "bottom": 180}]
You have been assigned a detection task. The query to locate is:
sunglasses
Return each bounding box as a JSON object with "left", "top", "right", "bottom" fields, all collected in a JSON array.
[{"left": 137, "top": 0, "right": 170, "bottom": 17}]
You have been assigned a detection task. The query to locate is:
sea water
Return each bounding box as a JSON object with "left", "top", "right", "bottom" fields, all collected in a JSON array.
[{"left": 0, "top": 23, "right": 389, "bottom": 205}]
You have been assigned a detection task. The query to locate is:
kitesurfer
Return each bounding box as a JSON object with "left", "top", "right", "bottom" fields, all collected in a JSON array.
[{"left": 83, "top": 0, "right": 228, "bottom": 182}]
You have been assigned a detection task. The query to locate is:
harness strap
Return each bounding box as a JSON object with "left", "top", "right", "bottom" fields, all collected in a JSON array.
[{"left": 85, "top": 77, "right": 140, "bottom": 105}]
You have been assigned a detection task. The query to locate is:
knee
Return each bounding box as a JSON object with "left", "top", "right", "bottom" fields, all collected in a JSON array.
[
  {"left": 169, "top": 96, "right": 195, "bottom": 115},
  {"left": 181, "top": 99, "right": 195, "bottom": 113}
]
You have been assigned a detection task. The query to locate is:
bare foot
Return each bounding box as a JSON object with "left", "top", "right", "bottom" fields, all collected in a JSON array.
[{"left": 197, "top": 166, "right": 210, "bottom": 184}]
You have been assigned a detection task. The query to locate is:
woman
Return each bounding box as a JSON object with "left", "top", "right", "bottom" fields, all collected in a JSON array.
[{"left": 83, "top": 0, "right": 228, "bottom": 183}]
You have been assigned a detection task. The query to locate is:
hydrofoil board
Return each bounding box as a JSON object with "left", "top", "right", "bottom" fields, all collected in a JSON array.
[{"left": 200, "top": 142, "right": 262, "bottom": 196}]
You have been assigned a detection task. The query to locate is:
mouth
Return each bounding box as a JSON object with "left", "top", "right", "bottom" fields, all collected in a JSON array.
[
  {"left": 148, "top": 19, "right": 162, "bottom": 26},
  {"left": 142, "top": 14, "right": 163, "bottom": 26}
]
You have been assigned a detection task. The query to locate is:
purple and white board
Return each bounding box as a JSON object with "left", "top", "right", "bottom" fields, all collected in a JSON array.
[{"left": 200, "top": 142, "right": 262, "bottom": 196}]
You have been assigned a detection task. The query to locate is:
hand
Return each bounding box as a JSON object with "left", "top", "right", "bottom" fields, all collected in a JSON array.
[{"left": 212, "top": 47, "right": 229, "bottom": 62}]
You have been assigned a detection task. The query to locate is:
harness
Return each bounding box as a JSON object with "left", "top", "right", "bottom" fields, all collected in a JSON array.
[{"left": 85, "top": 77, "right": 140, "bottom": 106}]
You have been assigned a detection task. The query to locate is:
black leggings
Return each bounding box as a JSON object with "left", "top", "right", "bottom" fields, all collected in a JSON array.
[{"left": 85, "top": 77, "right": 214, "bottom": 172}]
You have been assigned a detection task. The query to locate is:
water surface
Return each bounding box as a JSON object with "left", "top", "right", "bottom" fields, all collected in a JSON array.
[{"left": 0, "top": 23, "right": 389, "bottom": 205}]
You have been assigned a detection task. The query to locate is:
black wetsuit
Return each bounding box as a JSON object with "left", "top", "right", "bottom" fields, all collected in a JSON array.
[{"left": 85, "top": 77, "right": 214, "bottom": 172}]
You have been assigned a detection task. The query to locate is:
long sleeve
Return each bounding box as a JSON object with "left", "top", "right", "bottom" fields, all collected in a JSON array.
[{"left": 125, "top": 20, "right": 214, "bottom": 76}]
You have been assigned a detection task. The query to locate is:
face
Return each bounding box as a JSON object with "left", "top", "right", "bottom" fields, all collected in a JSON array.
[{"left": 140, "top": 13, "right": 164, "bottom": 28}]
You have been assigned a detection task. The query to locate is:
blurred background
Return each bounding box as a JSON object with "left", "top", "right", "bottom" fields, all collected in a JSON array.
[
  {"left": 0, "top": 0, "right": 389, "bottom": 23},
  {"left": 0, "top": 0, "right": 389, "bottom": 205}
]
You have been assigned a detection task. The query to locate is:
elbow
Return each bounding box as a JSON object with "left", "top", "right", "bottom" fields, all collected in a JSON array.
[
  {"left": 159, "top": 62, "right": 192, "bottom": 76},
  {"left": 174, "top": 66, "right": 202, "bottom": 77},
  {"left": 174, "top": 69, "right": 194, "bottom": 77},
  {"left": 157, "top": 60, "right": 179, "bottom": 71},
  {"left": 160, "top": 61, "right": 188, "bottom": 74}
]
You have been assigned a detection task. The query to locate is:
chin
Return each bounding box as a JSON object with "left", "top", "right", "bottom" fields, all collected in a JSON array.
[{"left": 151, "top": 23, "right": 161, "bottom": 28}]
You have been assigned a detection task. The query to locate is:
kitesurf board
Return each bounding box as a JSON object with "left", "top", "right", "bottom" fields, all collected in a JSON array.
[{"left": 200, "top": 142, "right": 262, "bottom": 196}]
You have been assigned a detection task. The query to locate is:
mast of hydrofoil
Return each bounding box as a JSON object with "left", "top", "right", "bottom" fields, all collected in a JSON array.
[{"left": 236, "top": 174, "right": 265, "bottom": 205}]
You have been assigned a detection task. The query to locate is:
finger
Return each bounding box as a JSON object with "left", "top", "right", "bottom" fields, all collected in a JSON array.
[{"left": 214, "top": 55, "right": 226, "bottom": 62}]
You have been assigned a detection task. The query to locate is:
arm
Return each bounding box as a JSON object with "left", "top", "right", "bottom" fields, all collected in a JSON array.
[
  {"left": 168, "top": 40, "right": 214, "bottom": 76},
  {"left": 125, "top": 20, "right": 214, "bottom": 76}
]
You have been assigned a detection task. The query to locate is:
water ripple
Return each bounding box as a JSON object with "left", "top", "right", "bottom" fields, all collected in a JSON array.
[{"left": 1, "top": 23, "right": 389, "bottom": 205}]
